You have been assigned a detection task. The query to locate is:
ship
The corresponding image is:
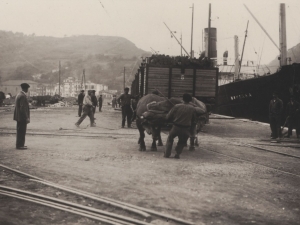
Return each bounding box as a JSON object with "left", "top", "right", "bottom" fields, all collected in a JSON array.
[{"left": 216, "top": 3, "right": 300, "bottom": 123}]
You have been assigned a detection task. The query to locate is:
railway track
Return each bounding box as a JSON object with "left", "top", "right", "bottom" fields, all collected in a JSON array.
[
  {"left": 197, "top": 132, "right": 300, "bottom": 178},
  {"left": 0, "top": 163, "right": 195, "bottom": 225}
]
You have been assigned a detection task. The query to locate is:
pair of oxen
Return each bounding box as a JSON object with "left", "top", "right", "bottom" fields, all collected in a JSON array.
[{"left": 135, "top": 94, "right": 208, "bottom": 152}]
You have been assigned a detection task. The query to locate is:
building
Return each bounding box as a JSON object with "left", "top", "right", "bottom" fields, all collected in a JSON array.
[
  {"left": 51, "top": 77, "right": 108, "bottom": 97},
  {"left": 0, "top": 80, "right": 38, "bottom": 96}
]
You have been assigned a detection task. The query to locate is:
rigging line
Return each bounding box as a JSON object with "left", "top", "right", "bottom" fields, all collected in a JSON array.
[
  {"left": 97, "top": 0, "right": 109, "bottom": 15},
  {"left": 257, "top": 36, "right": 266, "bottom": 71}
]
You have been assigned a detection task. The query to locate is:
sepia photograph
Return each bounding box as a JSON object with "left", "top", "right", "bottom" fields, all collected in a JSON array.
[{"left": 0, "top": 0, "right": 300, "bottom": 224}]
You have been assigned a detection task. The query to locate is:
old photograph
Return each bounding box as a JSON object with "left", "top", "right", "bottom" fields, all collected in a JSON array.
[{"left": 0, "top": 0, "right": 300, "bottom": 224}]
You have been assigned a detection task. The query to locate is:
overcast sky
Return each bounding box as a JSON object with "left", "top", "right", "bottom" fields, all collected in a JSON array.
[{"left": 0, "top": 0, "right": 299, "bottom": 67}]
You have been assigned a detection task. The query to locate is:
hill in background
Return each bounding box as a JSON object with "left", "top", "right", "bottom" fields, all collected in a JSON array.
[
  {"left": 0, "top": 31, "right": 151, "bottom": 90},
  {"left": 268, "top": 43, "right": 300, "bottom": 73}
]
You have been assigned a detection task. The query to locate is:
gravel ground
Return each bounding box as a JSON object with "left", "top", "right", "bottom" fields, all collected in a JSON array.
[{"left": 0, "top": 104, "right": 300, "bottom": 225}]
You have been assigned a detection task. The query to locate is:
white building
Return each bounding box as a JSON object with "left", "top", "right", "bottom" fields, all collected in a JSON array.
[{"left": 51, "top": 77, "right": 108, "bottom": 97}]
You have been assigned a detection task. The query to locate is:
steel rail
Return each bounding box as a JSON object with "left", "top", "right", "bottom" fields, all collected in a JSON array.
[
  {"left": 32, "top": 180, "right": 195, "bottom": 225},
  {"left": 199, "top": 147, "right": 300, "bottom": 178},
  {"left": 0, "top": 185, "right": 147, "bottom": 225},
  {"left": 0, "top": 190, "right": 130, "bottom": 225},
  {"left": 0, "top": 131, "right": 128, "bottom": 139},
  {"left": 0, "top": 163, "right": 195, "bottom": 225}
]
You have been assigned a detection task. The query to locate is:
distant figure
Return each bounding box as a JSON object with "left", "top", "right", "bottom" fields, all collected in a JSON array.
[
  {"left": 269, "top": 92, "right": 283, "bottom": 140},
  {"left": 91, "top": 90, "right": 98, "bottom": 115},
  {"left": 285, "top": 97, "right": 300, "bottom": 138},
  {"left": 152, "top": 90, "right": 159, "bottom": 95},
  {"left": 13, "top": 83, "right": 30, "bottom": 150},
  {"left": 77, "top": 90, "right": 85, "bottom": 117},
  {"left": 0, "top": 91, "right": 5, "bottom": 107},
  {"left": 98, "top": 94, "right": 103, "bottom": 112},
  {"left": 164, "top": 93, "right": 196, "bottom": 159},
  {"left": 75, "top": 90, "right": 96, "bottom": 127},
  {"left": 112, "top": 95, "right": 117, "bottom": 108},
  {"left": 117, "top": 87, "right": 134, "bottom": 128}
]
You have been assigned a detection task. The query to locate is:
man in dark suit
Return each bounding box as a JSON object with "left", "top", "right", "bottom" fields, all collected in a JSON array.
[
  {"left": 98, "top": 94, "right": 103, "bottom": 112},
  {"left": 77, "top": 90, "right": 85, "bottom": 117},
  {"left": 13, "top": 83, "right": 30, "bottom": 150},
  {"left": 269, "top": 92, "right": 283, "bottom": 140},
  {"left": 91, "top": 90, "right": 98, "bottom": 115}
]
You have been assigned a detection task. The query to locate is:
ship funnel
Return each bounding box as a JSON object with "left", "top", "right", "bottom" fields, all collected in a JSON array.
[
  {"left": 223, "top": 51, "right": 228, "bottom": 65},
  {"left": 279, "top": 3, "right": 287, "bottom": 66},
  {"left": 204, "top": 27, "right": 217, "bottom": 66}
]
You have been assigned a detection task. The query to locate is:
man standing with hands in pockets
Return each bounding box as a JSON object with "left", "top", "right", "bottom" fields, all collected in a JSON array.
[{"left": 14, "top": 83, "right": 30, "bottom": 150}]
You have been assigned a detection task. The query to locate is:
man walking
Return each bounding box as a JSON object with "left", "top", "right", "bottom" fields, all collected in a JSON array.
[
  {"left": 91, "top": 90, "right": 97, "bottom": 115},
  {"left": 77, "top": 90, "right": 85, "bottom": 117},
  {"left": 75, "top": 90, "right": 96, "bottom": 127},
  {"left": 269, "top": 92, "right": 283, "bottom": 140},
  {"left": 98, "top": 94, "right": 103, "bottom": 112},
  {"left": 14, "top": 83, "right": 30, "bottom": 150},
  {"left": 285, "top": 97, "right": 300, "bottom": 138},
  {"left": 164, "top": 93, "right": 196, "bottom": 159},
  {"left": 117, "top": 87, "right": 134, "bottom": 128}
]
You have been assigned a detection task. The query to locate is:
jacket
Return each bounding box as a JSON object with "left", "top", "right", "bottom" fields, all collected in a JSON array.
[
  {"left": 269, "top": 98, "right": 283, "bottom": 117},
  {"left": 13, "top": 91, "right": 30, "bottom": 122}
]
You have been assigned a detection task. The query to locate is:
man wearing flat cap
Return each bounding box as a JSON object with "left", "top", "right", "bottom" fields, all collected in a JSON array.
[
  {"left": 269, "top": 91, "right": 283, "bottom": 140},
  {"left": 117, "top": 87, "right": 135, "bottom": 128},
  {"left": 13, "top": 83, "right": 30, "bottom": 150}
]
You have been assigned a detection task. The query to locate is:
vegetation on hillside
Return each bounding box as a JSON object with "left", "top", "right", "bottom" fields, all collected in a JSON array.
[{"left": 0, "top": 30, "right": 150, "bottom": 90}]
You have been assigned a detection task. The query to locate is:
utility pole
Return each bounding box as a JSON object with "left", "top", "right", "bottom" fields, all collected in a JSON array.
[
  {"left": 123, "top": 67, "right": 125, "bottom": 90},
  {"left": 82, "top": 69, "right": 86, "bottom": 91},
  {"left": 58, "top": 61, "right": 61, "bottom": 96},
  {"left": 190, "top": 3, "right": 194, "bottom": 58}
]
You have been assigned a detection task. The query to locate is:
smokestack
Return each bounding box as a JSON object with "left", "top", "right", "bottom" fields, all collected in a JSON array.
[
  {"left": 279, "top": 3, "right": 287, "bottom": 66},
  {"left": 204, "top": 28, "right": 217, "bottom": 66},
  {"left": 223, "top": 51, "right": 228, "bottom": 65}
]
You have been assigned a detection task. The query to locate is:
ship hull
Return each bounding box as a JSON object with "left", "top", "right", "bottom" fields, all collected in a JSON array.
[{"left": 216, "top": 64, "right": 300, "bottom": 123}]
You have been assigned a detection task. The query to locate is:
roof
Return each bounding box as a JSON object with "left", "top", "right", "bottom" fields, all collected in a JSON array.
[{"left": 1, "top": 80, "right": 38, "bottom": 86}]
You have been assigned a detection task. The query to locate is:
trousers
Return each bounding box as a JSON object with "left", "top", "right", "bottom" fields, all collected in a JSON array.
[
  {"left": 165, "top": 125, "right": 190, "bottom": 157},
  {"left": 287, "top": 116, "right": 300, "bottom": 136},
  {"left": 76, "top": 105, "right": 94, "bottom": 125},
  {"left": 99, "top": 104, "right": 102, "bottom": 111},
  {"left": 16, "top": 121, "right": 27, "bottom": 147},
  {"left": 78, "top": 104, "right": 83, "bottom": 117},
  {"left": 121, "top": 105, "right": 133, "bottom": 127},
  {"left": 269, "top": 116, "right": 281, "bottom": 138}
]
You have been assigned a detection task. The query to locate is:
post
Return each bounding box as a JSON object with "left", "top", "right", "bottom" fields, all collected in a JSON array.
[
  {"left": 123, "top": 67, "right": 125, "bottom": 90},
  {"left": 190, "top": 3, "right": 194, "bottom": 58},
  {"left": 58, "top": 61, "right": 61, "bottom": 96}
]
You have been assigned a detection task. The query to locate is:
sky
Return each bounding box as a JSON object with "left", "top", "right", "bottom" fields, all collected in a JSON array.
[{"left": 0, "top": 0, "right": 300, "bottom": 67}]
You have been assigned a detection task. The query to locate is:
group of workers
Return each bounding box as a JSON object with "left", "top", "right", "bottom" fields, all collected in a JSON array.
[
  {"left": 13, "top": 82, "right": 300, "bottom": 153},
  {"left": 75, "top": 87, "right": 135, "bottom": 128},
  {"left": 269, "top": 92, "right": 300, "bottom": 140},
  {"left": 75, "top": 90, "right": 103, "bottom": 127}
]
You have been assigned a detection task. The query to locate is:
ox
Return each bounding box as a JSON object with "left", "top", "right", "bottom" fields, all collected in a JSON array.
[{"left": 136, "top": 94, "right": 207, "bottom": 151}]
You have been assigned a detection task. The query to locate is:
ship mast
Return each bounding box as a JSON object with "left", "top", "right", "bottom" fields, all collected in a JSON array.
[
  {"left": 279, "top": 3, "right": 287, "bottom": 66},
  {"left": 190, "top": 3, "right": 194, "bottom": 58},
  {"left": 238, "top": 20, "right": 249, "bottom": 79},
  {"left": 207, "top": 3, "right": 211, "bottom": 60}
]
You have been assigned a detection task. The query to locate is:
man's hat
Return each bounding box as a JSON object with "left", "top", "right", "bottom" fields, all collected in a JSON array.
[
  {"left": 80, "top": 90, "right": 84, "bottom": 92},
  {"left": 124, "top": 87, "right": 129, "bottom": 90},
  {"left": 20, "top": 83, "right": 30, "bottom": 89},
  {"left": 92, "top": 90, "right": 96, "bottom": 93}
]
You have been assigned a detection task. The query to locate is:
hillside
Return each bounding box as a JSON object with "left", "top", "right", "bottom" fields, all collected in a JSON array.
[
  {"left": 0, "top": 31, "right": 151, "bottom": 90},
  {"left": 268, "top": 43, "right": 300, "bottom": 73}
]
